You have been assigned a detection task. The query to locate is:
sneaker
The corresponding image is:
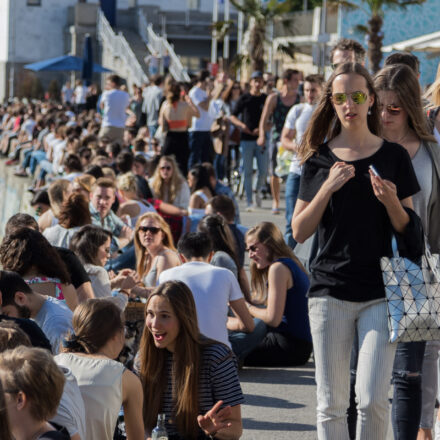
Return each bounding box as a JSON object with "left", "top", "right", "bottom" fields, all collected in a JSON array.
[
  {"left": 255, "top": 192, "right": 262, "bottom": 208},
  {"left": 245, "top": 204, "right": 255, "bottom": 212},
  {"left": 14, "top": 169, "right": 28, "bottom": 177},
  {"left": 5, "top": 159, "right": 18, "bottom": 166}
]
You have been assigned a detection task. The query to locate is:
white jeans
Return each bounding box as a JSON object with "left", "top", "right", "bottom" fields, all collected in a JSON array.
[{"left": 309, "top": 295, "right": 396, "bottom": 440}]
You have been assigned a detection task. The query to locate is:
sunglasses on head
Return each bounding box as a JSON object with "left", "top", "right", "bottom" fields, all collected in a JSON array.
[
  {"left": 138, "top": 226, "right": 161, "bottom": 234},
  {"left": 378, "top": 104, "right": 402, "bottom": 116},
  {"left": 332, "top": 91, "right": 368, "bottom": 105},
  {"left": 160, "top": 165, "right": 172, "bottom": 171}
]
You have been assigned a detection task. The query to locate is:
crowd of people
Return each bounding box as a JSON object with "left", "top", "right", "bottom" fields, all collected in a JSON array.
[{"left": 1, "top": 36, "right": 440, "bottom": 439}]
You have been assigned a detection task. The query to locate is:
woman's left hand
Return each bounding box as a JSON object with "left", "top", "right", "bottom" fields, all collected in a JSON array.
[
  {"left": 197, "top": 400, "right": 232, "bottom": 436},
  {"left": 369, "top": 171, "right": 399, "bottom": 208}
]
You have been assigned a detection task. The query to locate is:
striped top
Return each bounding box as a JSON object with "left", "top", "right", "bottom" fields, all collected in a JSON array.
[{"left": 138, "top": 343, "right": 244, "bottom": 438}]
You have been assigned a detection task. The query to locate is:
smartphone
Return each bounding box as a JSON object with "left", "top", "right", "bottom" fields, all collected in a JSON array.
[{"left": 369, "top": 165, "right": 381, "bottom": 178}]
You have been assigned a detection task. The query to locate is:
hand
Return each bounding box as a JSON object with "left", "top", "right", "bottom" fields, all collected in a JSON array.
[
  {"left": 324, "top": 162, "right": 355, "bottom": 194},
  {"left": 184, "top": 94, "right": 193, "bottom": 106},
  {"left": 369, "top": 171, "right": 399, "bottom": 207},
  {"left": 120, "top": 225, "right": 134, "bottom": 241},
  {"left": 252, "top": 127, "right": 260, "bottom": 136},
  {"left": 241, "top": 125, "right": 253, "bottom": 135},
  {"left": 257, "top": 134, "right": 265, "bottom": 147},
  {"left": 197, "top": 400, "right": 232, "bottom": 436}
]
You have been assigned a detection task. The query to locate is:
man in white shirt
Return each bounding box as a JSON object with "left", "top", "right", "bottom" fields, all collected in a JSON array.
[
  {"left": 280, "top": 74, "right": 324, "bottom": 248},
  {"left": 73, "top": 80, "right": 88, "bottom": 113},
  {"left": 99, "top": 74, "right": 130, "bottom": 144},
  {"left": 188, "top": 70, "right": 215, "bottom": 169},
  {"left": 0, "top": 270, "right": 73, "bottom": 354},
  {"left": 158, "top": 232, "right": 254, "bottom": 347}
]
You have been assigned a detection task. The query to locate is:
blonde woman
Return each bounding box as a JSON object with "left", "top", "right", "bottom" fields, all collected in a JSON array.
[
  {"left": 131, "top": 212, "right": 180, "bottom": 295},
  {"left": 424, "top": 62, "right": 440, "bottom": 144},
  {"left": 116, "top": 172, "right": 156, "bottom": 227},
  {"left": 149, "top": 155, "right": 190, "bottom": 209}
]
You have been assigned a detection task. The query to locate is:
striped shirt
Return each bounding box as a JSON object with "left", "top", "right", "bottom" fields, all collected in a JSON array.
[{"left": 139, "top": 343, "right": 244, "bottom": 438}]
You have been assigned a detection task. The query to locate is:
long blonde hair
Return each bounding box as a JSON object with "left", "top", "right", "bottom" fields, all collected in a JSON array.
[
  {"left": 299, "top": 62, "right": 381, "bottom": 164},
  {"left": 245, "top": 222, "right": 307, "bottom": 304},
  {"left": 139, "top": 281, "right": 220, "bottom": 438},
  {"left": 134, "top": 212, "right": 176, "bottom": 278},
  {"left": 375, "top": 65, "right": 435, "bottom": 143},
  {"left": 151, "top": 155, "right": 185, "bottom": 204}
]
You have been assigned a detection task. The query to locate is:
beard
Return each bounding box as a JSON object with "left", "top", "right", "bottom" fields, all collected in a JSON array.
[{"left": 16, "top": 304, "right": 32, "bottom": 319}]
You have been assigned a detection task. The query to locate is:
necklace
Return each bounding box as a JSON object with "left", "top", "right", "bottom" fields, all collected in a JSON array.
[{"left": 386, "top": 128, "right": 409, "bottom": 145}]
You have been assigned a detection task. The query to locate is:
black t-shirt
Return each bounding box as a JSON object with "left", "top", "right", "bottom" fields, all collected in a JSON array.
[
  {"left": 298, "top": 140, "right": 420, "bottom": 302},
  {"left": 55, "top": 247, "right": 90, "bottom": 289},
  {"left": 232, "top": 93, "right": 267, "bottom": 141},
  {"left": 0, "top": 315, "right": 52, "bottom": 351},
  {"left": 135, "top": 174, "right": 153, "bottom": 200}
]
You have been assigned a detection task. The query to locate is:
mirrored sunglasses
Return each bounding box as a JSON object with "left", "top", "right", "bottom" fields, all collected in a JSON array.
[
  {"left": 378, "top": 104, "right": 402, "bottom": 116},
  {"left": 332, "top": 91, "right": 368, "bottom": 105}
]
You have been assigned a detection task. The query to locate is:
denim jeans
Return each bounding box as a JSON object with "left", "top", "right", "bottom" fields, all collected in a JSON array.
[
  {"left": 391, "top": 341, "right": 426, "bottom": 440},
  {"left": 285, "top": 172, "right": 301, "bottom": 248},
  {"left": 188, "top": 131, "right": 213, "bottom": 169},
  {"left": 420, "top": 340, "right": 440, "bottom": 429},
  {"left": 105, "top": 243, "right": 136, "bottom": 272},
  {"left": 309, "top": 296, "right": 396, "bottom": 440},
  {"left": 240, "top": 140, "right": 269, "bottom": 205},
  {"left": 229, "top": 318, "right": 267, "bottom": 361},
  {"left": 213, "top": 153, "right": 226, "bottom": 180},
  {"left": 29, "top": 150, "right": 46, "bottom": 176}
]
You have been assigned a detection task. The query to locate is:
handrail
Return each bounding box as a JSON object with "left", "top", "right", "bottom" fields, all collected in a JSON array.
[
  {"left": 137, "top": 9, "right": 190, "bottom": 82},
  {"left": 97, "top": 9, "right": 148, "bottom": 86}
]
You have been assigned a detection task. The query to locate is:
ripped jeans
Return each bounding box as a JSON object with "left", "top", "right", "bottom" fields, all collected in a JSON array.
[
  {"left": 392, "top": 341, "right": 426, "bottom": 440},
  {"left": 348, "top": 339, "right": 426, "bottom": 440}
]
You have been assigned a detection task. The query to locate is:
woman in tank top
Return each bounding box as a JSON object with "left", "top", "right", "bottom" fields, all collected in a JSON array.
[
  {"left": 159, "top": 81, "right": 199, "bottom": 176},
  {"left": 56, "top": 299, "right": 144, "bottom": 440}
]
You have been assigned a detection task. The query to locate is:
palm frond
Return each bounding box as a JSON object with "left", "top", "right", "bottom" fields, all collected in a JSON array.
[
  {"left": 354, "top": 24, "right": 369, "bottom": 34},
  {"left": 277, "top": 42, "right": 296, "bottom": 59}
]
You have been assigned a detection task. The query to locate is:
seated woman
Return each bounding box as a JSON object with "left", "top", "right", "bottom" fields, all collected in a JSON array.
[
  {"left": 117, "top": 172, "right": 156, "bottom": 227},
  {"left": 71, "top": 174, "right": 96, "bottom": 200},
  {"left": 197, "top": 214, "right": 240, "bottom": 279},
  {"left": 187, "top": 164, "right": 216, "bottom": 217},
  {"left": 0, "top": 346, "right": 69, "bottom": 439},
  {"left": 70, "top": 225, "right": 137, "bottom": 309},
  {"left": 137, "top": 280, "right": 244, "bottom": 439},
  {"left": 38, "top": 179, "right": 71, "bottom": 232},
  {"left": 131, "top": 212, "right": 180, "bottom": 297},
  {"left": 149, "top": 155, "right": 191, "bottom": 210},
  {"left": 56, "top": 299, "right": 145, "bottom": 440},
  {"left": 30, "top": 190, "right": 51, "bottom": 218},
  {"left": 243, "top": 222, "right": 312, "bottom": 367},
  {"left": 43, "top": 192, "right": 91, "bottom": 248},
  {"left": 0, "top": 228, "right": 78, "bottom": 311}
]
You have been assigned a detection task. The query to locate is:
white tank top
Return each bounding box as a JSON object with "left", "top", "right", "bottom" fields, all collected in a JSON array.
[{"left": 55, "top": 353, "right": 125, "bottom": 440}]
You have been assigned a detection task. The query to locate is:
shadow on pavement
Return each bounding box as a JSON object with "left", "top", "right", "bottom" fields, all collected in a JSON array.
[
  {"left": 244, "top": 393, "right": 305, "bottom": 409},
  {"left": 239, "top": 365, "right": 315, "bottom": 386},
  {"left": 243, "top": 418, "right": 316, "bottom": 432}
]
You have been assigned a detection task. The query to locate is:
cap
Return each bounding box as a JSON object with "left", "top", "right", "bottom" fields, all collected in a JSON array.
[{"left": 251, "top": 71, "right": 263, "bottom": 79}]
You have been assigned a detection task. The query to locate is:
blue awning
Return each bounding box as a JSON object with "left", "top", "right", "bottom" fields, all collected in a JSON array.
[{"left": 24, "top": 55, "right": 111, "bottom": 73}]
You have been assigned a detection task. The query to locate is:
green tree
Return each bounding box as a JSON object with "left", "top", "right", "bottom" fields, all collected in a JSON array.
[
  {"left": 230, "top": 0, "right": 301, "bottom": 72},
  {"left": 331, "top": 0, "right": 426, "bottom": 72}
]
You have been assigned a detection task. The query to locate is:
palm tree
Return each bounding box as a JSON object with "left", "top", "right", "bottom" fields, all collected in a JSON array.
[
  {"left": 332, "top": 0, "right": 426, "bottom": 73},
  {"left": 230, "top": 0, "right": 301, "bottom": 72}
]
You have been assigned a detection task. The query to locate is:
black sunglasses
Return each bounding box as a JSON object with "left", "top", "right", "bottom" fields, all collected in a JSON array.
[
  {"left": 160, "top": 165, "right": 172, "bottom": 171},
  {"left": 138, "top": 226, "right": 161, "bottom": 234}
]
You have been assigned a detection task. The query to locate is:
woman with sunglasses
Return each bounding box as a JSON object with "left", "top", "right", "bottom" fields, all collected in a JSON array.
[
  {"left": 131, "top": 212, "right": 180, "bottom": 296},
  {"left": 374, "top": 64, "right": 440, "bottom": 440},
  {"left": 292, "top": 62, "right": 421, "bottom": 439},
  {"left": 137, "top": 280, "right": 244, "bottom": 439},
  {"left": 238, "top": 221, "right": 311, "bottom": 366}
]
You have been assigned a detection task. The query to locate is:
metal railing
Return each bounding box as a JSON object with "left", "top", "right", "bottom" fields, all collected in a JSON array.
[
  {"left": 97, "top": 9, "right": 148, "bottom": 87},
  {"left": 137, "top": 9, "right": 190, "bottom": 82}
]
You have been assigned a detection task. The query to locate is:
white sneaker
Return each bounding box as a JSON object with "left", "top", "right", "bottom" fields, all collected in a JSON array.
[{"left": 245, "top": 204, "right": 255, "bottom": 212}]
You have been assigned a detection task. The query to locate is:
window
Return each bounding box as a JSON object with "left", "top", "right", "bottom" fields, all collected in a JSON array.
[{"left": 27, "top": 0, "right": 41, "bottom": 5}]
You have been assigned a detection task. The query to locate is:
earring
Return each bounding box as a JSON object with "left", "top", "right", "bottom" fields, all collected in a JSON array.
[{"left": 368, "top": 107, "right": 372, "bottom": 115}]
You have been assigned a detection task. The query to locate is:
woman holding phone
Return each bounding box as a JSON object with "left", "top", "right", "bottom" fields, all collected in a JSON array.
[{"left": 292, "top": 62, "right": 421, "bottom": 439}]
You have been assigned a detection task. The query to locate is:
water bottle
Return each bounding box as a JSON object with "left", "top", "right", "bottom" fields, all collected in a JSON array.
[{"left": 152, "top": 413, "right": 168, "bottom": 440}]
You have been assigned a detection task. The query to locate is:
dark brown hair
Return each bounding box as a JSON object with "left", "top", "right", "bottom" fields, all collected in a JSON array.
[
  {"left": 330, "top": 38, "right": 366, "bottom": 63},
  {"left": 0, "top": 228, "right": 70, "bottom": 283},
  {"left": 0, "top": 322, "right": 31, "bottom": 352},
  {"left": 70, "top": 225, "right": 112, "bottom": 266}
]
